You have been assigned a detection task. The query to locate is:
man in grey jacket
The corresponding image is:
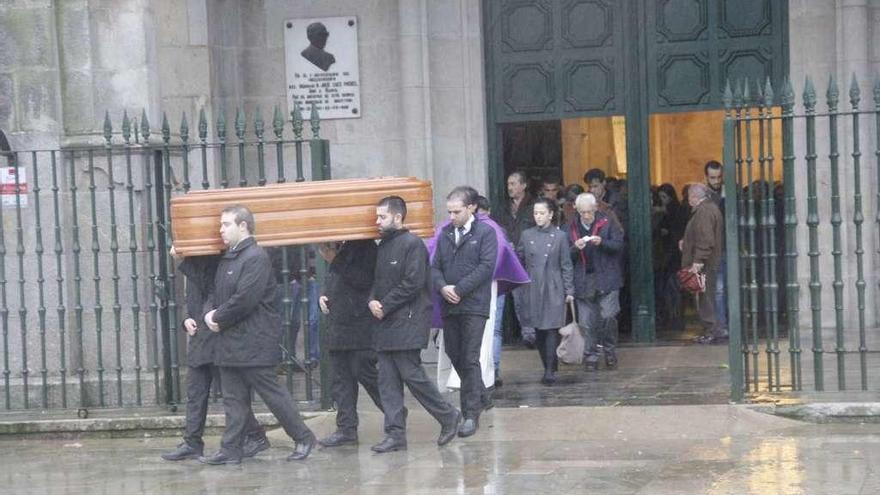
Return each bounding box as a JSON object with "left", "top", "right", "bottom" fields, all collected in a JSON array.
[{"left": 431, "top": 186, "right": 497, "bottom": 437}]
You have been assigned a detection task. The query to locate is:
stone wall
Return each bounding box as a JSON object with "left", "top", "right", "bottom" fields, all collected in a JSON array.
[{"left": 789, "top": 0, "right": 880, "bottom": 335}]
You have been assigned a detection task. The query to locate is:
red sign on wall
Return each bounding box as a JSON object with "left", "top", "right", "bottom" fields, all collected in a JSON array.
[{"left": 1, "top": 167, "right": 27, "bottom": 207}]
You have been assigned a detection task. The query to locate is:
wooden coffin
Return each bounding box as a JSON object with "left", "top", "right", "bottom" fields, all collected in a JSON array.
[{"left": 170, "top": 177, "right": 435, "bottom": 256}]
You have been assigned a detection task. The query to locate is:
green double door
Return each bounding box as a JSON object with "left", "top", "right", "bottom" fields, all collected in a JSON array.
[{"left": 484, "top": 0, "right": 788, "bottom": 341}]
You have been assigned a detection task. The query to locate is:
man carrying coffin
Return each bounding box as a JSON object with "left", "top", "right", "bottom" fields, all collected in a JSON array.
[{"left": 200, "top": 205, "right": 316, "bottom": 464}]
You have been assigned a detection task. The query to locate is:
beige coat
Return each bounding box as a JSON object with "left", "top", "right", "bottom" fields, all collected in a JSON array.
[{"left": 681, "top": 199, "right": 724, "bottom": 271}]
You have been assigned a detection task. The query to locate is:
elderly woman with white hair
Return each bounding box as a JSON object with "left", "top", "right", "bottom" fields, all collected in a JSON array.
[{"left": 567, "top": 192, "right": 625, "bottom": 371}]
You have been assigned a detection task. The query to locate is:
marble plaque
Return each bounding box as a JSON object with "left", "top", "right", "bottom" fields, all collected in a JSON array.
[{"left": 284, "top": 16, "right": 362, "bottom": 120}]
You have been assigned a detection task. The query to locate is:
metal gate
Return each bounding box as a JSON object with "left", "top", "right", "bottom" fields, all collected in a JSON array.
[
  {"left": 0, "top": 103, "right": 331, "bottom": 414},
  {"left": 723, "top": 74, "right": 880, "bottom": 401}
]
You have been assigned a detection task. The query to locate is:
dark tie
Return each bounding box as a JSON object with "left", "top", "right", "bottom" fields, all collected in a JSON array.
[{"left": 457, "top": 226, "right": 466, "bottom": 245}]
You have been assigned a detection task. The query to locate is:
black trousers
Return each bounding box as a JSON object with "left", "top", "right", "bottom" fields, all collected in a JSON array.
[
  {"left": 219, "top": 366, "right": 313, "bottom": 457},
  {"left": 535, "top": 329, "right": 559, "bottom": 373},
  {"left": 442, "top": 314, "right": 487, "bottom": 419},
  {"left": 329, "top": 349, "right": 384, "bottom": 434},
  {"left": 183, "top": 364, "right": 264, "bottom": 450},
  {"left": 377, "top": 349, "right": 456, "bottom": 441}
]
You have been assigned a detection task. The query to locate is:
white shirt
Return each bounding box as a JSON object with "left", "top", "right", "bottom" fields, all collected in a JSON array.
[{"left": 455, "top": 215, "right": 475, "bottom": 244}]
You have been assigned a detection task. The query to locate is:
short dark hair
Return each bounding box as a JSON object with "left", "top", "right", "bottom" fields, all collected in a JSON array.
[
  {"left": 475, "top": 195, "right": 491, "bottom": 213},
  {"left": 584, "top": 168, "right": 606, "bottom": 184},
  {"left": 377, "top": 195, "right": 407, "bottom": 221},
  {"left": 704, "top": 160, "right": 722, "bottom": 176},
  {"left": 507, "top": 170, "right": 527, "bottom": 185},
  {"left": 447, "top": 186, "right": 480, "bottom": 206},
  {"left": 563, "top": 183, "right": 585, "bottom": 202},
  {"left": 532, "top": 196, "right": 558, "bottom": 218},
  {"left": 542, "top": 172, "right": 563, "bottom": 186},
  {"left": 221, "top": 204, "right": 256, "bottom": 234}
]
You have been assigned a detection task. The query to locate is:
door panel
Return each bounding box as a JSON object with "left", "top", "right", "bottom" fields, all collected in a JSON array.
[
  {"left": 487, "top": 0, "right": 628, "bottom": 123},
  {"left": 646, "top": 0, "right": 787, "bottom": 113}
]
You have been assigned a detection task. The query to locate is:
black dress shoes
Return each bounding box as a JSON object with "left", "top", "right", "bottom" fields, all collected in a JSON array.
[
  {"left": 198, "top": 450, "right": 241, "bottom": 465},
  {"left": 161, "top": 442, "right": 202, "bottom": 461},
  {"left": 438, "top": 410, "right": 461, "bottom": 446},
  {"left": 319, "top": 430, "right": 358, "bottom": 447},
  {"left": 371, "top": 436, "right": 407, "bottom": 453},
  {"left": 287, "top": 434, "right": 316, "bottom": 461},
  {"left": 242, "top": 436, "right": 270, "bottom": 458},
  {"left": 457, "top": 417, "right": 478, "bottom": 438}
]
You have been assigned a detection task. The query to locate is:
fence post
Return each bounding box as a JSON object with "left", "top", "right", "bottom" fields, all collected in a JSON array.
[
  {"left": 308, "top": 105, "right": 334, "bottom": 410},
  {"left": 803, "top": 77, "right": 824, "bottom": 391},
  {"left": 781, "top": 78, "right": 802, "bottom": 391},
  {"left": 723, "top": 80, "right": 744, "bottom": 402},
  {"left": 826, "top": 76, "right": 845, "bottom": 390},
  {"left": 849, "top": 74, "right": 868, "bottom": 390}
]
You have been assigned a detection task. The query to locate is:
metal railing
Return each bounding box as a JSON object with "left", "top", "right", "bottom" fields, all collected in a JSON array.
[
  {"left": 0, "top": 102, "right": 331, "bottom": 414},
  {"left": 723, "top": 74, "right": 880, "bottom": 400}
]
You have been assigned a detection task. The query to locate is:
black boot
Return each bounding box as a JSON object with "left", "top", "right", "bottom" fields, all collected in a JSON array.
[
  {"left": 161, "top": 442, "right": 202, "bottom": 461},
  {"left": 371, "top": 436, "right": 407, "bottom": 453}
]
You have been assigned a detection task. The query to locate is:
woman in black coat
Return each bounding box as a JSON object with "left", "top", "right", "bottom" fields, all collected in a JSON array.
[{"left": 656, "top": 183, "right": 688, "bottom": 332}]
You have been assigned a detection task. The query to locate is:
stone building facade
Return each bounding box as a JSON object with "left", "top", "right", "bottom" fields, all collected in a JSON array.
[{"left": 1, "top": 0, "right": 880, "bottom": 406}]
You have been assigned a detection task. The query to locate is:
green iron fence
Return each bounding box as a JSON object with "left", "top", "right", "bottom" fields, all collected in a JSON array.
[
  {"left": 0, "top": 103, "right": 332, "bottom": 415},
  {"left": 723, "top": 74, "right": 880, "bottom": 401}
]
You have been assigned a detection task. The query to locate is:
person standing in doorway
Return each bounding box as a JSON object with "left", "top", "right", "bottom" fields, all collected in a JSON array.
[
  {"left": 316, "top": 239, "right": 384, "bottom": 447},
  {"left": 704, "top": 160, "right": 728, "bottom": 340},
  {"left": 432, "top": 186, "right": 498, "bottom": 437},
  {"left": 161, "top": 247, "right": 269, "bottom": 462},
  {"left": 369, "top": 196, "right": 461, "bottom": 453},
  {"left": 491, "top": 170, "right": 537, "bottom": 348},
  {"left": 584, "top": 168, "right": 627, "bottom": 229},
  {"left": 516, "top": 198, "right": 574, "bottom": 385},
  {"left": 568, "top": 193, "right": 625, "bottom": 370},
  {"left": 680, "top": 184, "right": 725, "bottom": 344},
  {"left": 200, "top": 205, "right": 316, "bottom": 465}
]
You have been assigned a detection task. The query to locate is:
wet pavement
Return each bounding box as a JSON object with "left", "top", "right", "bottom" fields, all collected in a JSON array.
[
  {"left": 490, "top": 346, "right": 731, "bottom": 407},
  {"left": 3, "top": 404, "right": 880, "bottom": 494}
]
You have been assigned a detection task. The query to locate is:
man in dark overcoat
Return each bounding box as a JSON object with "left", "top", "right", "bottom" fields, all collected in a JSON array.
[
  {"left": 368, "top": 196, "right": 461, "bottom": 453},
  {"left": 200, "top": 205, "right": 316, "bottom": 464},
  {"left": 431, "top": 186, "right": 497, "bottom": 437},
  {"left": 161, "top": 248, "right": 268, "bottom": 461},
  {"left": 491, "top": 170, "right": 538, "bottom": 347},
  {"left": 316, "top": 239, "right": 384, "bottom": 447}
]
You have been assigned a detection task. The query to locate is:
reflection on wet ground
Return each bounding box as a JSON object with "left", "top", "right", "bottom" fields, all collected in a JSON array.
[
  {"left": 490, "top": 346, "right": 731, "bottom": 407},
  {"left": 3, "top": 406, "right": 880, "bottom": 494}
]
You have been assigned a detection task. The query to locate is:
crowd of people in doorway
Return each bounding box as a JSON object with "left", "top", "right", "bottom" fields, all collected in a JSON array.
[{"left": 159, "top": 160, "right": 739, "bottom": 464}]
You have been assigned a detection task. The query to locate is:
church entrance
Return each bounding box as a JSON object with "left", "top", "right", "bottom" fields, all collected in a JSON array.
[{"left": 484, "top": 0, "right": 788, "bottom": 344}]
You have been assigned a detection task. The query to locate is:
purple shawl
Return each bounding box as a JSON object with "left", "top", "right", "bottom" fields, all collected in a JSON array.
[{"left": 426, "top": 213, "right": 530, "bottom": 327}]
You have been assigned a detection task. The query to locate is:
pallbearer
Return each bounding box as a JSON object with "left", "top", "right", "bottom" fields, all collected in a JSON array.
[
  {"left": 316, "top": 239, "right": 385, "bottom": 447},
  {"left": 200, "top": 205, "right": 316, "bottom": 464},
  {"left": 160, "top": 247, "right": 268, "bottom": 462},
  {"left": 368, "top": 196, "right": 461, "bottom": 453}
]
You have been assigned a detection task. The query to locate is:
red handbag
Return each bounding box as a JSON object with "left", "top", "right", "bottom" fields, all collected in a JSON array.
[{"left": 677, "top": 266, "right": 706, "bottom": 293}]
